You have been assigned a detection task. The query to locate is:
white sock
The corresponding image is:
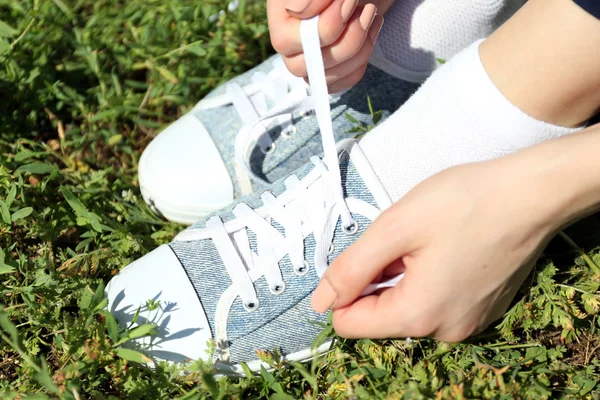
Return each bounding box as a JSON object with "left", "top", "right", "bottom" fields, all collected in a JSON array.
[
  {"left": 370, "top": 0, "right": 526, "bottom": 81},
  {"left": 361, "top": 40, "right": 582, "bottom": 202}
]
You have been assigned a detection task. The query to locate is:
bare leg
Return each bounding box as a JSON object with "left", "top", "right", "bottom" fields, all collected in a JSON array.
[{"left": 481, "top": 0, "right": 600, "bottom": 127}]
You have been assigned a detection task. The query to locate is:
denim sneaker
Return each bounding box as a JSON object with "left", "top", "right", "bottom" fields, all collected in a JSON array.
[
  {"left": 138, "top": 52, "right": 420, "bottom": 224},
  {"left": 106, "top": 17, "right": 403, "bottom": 373},
  {"left": 107, "top": 139, "right": 395, "bottom": 373}
]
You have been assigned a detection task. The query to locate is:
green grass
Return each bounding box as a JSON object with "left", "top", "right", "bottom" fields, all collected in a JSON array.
[{"left": 2, "top": 0, "right": 600, "bottom": 398}]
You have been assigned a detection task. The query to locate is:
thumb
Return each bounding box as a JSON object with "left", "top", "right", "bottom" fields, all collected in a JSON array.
[
  {"left": 330, "top": 275, "right": 419, "bottom": 339},
  {"left": 311, "top": 204, "right": 420, "bottom": 313}
]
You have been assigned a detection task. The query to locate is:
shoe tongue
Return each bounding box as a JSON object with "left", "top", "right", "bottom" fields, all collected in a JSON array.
[
  {"left": 249, "top": 90, "right": 276, "bottom": 112},
  {"left": 251, "top": 58, "right": 305, "bottom": 112}
]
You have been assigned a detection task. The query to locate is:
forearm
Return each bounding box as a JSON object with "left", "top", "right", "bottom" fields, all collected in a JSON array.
[
  {"left": 543, "top": 125, "right": 600, "bottom": 229},
  {"left": 480, "top": 0, "right": 600, "bottom": 127},
  {"left": 497, "top": 123, "right": 600, "bottom": 234}
]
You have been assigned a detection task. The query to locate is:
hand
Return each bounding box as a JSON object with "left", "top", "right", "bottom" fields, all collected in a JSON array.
[
  {"left": 311, "top": 157, "right": 559, "bottom": 342},
  {"left": 267, "top": 0, "right": 388, "bottom": 92}
]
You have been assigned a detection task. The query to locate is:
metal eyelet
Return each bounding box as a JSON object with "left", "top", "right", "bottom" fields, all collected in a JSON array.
[
  {"left": 243, "top": 300, "right": 259, "bottom": 312},
  {"left": 269, "top": 282, "right": 286, "bottom": 295},
  {"left": 261, "top": 143, "right": 276, "bottom": 155},
  {"left": 281, "top": 125, "right": 297, "bottom": 138},
  {"left": 343, "top": 220, "right": 359, "bottom": 235},
  {"left": 328, "top": 244, "right": 335, "bottom": 256},
  {"left": 294, "top": 260, "right": 310, "bottom": 276}
]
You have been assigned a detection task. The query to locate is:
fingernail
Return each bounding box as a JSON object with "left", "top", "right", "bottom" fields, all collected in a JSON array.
[
  {"left": 311, "top": 278, "right": 338, "bottom": 313},
  {"left": 359, "top": 4, "right": 377, "bottom": 32},
  {"left": 341, "top": 0, "right": 358, "bottom": 23},
  {"left": 285, "top": 0, "right": 312, "bottom": 14},
  {"left": 368, "top": 14, "right": 383, "bottom": 42}
]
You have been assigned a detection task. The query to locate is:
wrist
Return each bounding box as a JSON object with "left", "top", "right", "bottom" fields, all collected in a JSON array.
[{"left": 545, "top": 129, "right": 600, "bottom": 230}]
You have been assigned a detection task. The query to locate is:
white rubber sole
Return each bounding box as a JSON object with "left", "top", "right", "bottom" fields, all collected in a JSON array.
[
  {"left": 213, "top": 340, "right": 334, "bottom": 376},
  {"left": 134, "top": 340, "right": 335, "bottom": 377},
  {"left": 139, "top": 181, "right": 223, "bottom": 225}
]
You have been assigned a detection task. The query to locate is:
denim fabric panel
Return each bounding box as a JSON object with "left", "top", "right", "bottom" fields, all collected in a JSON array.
[
  {"left": 169, "top": 239, "right": 231, "bottom": 338},
  {"left": 191, "top": 55, "right": 283, "bottom": 198},
  {"left": 229, "top": 296, "right": 329, "bottom": 364},
  {"left": 288, "top": 157, "right": 315, "bottom": 181},
  {"left": 339, "top": 152, "right": 376, "bottom": 207},
  {"left": 225, "top": 211, "right": 373, "bottom": 341},
  {"left": 226, "top": 233, "right": 319, "bottom": 341},
  {"left": 271, "top": 220, "right": 285, "bottom": 236},
  {"left": 247, "top": 229, "right": 258, "bottom": 254},
  {"left": 261, "top": 64, "right": 421, "bottom": 184},
  {"left": 192, "top": 105, "right": 243, "bottom": 197},
  {"left": 193, "top": 103, "right": 310, "bottom": 198}
]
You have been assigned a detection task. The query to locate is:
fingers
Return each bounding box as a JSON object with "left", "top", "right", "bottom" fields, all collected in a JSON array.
[
  {"left": 268, "top": 0, "right": 358, "bottom": 56},
  {"left": 268, "top": 0, "right": 382, "bottom": 91},
  {"left": 330, "top": 272, "right": 438, "bottom": 339},
  {"left": 284, "top": 0, "right": 341, "bottom": 18},
  {"left": 327, "top": 62, "right": 367, "bottom": 93},
  {"left": 311, "top": 203, "right": 419, "bottom": 313},
  {"left": 283, "top": 5, "right": 379, "bottom": 76},
  {"left": 332, "top": 288, "right": 409, "bottom": 338},
  {"left": 325, "top": 14, "right": 382, "bottom": 91}
]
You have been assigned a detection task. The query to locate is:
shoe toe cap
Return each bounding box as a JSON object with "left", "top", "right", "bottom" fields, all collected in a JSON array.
[
  {"left": 106, "top": 244, "right": 213, "bottom": 363},
  {"left": 138, "top": 113, "right": 234, "bottom": 224}
]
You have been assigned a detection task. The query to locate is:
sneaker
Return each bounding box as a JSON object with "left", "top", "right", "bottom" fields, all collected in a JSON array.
[
  {"left": 106, "top": 17, "right": 402, "bottom": 374},
  {"left": 138, "top": 51, "right": 420, "bottom": 224}
]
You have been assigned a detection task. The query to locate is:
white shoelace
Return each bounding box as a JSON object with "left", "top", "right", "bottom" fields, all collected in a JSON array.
[
  {"left": 195, "top": 49, "right": 347, "bottom": 195},
  {"left": 176, "top": 17, "right": 400, "bottom": 311}
]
